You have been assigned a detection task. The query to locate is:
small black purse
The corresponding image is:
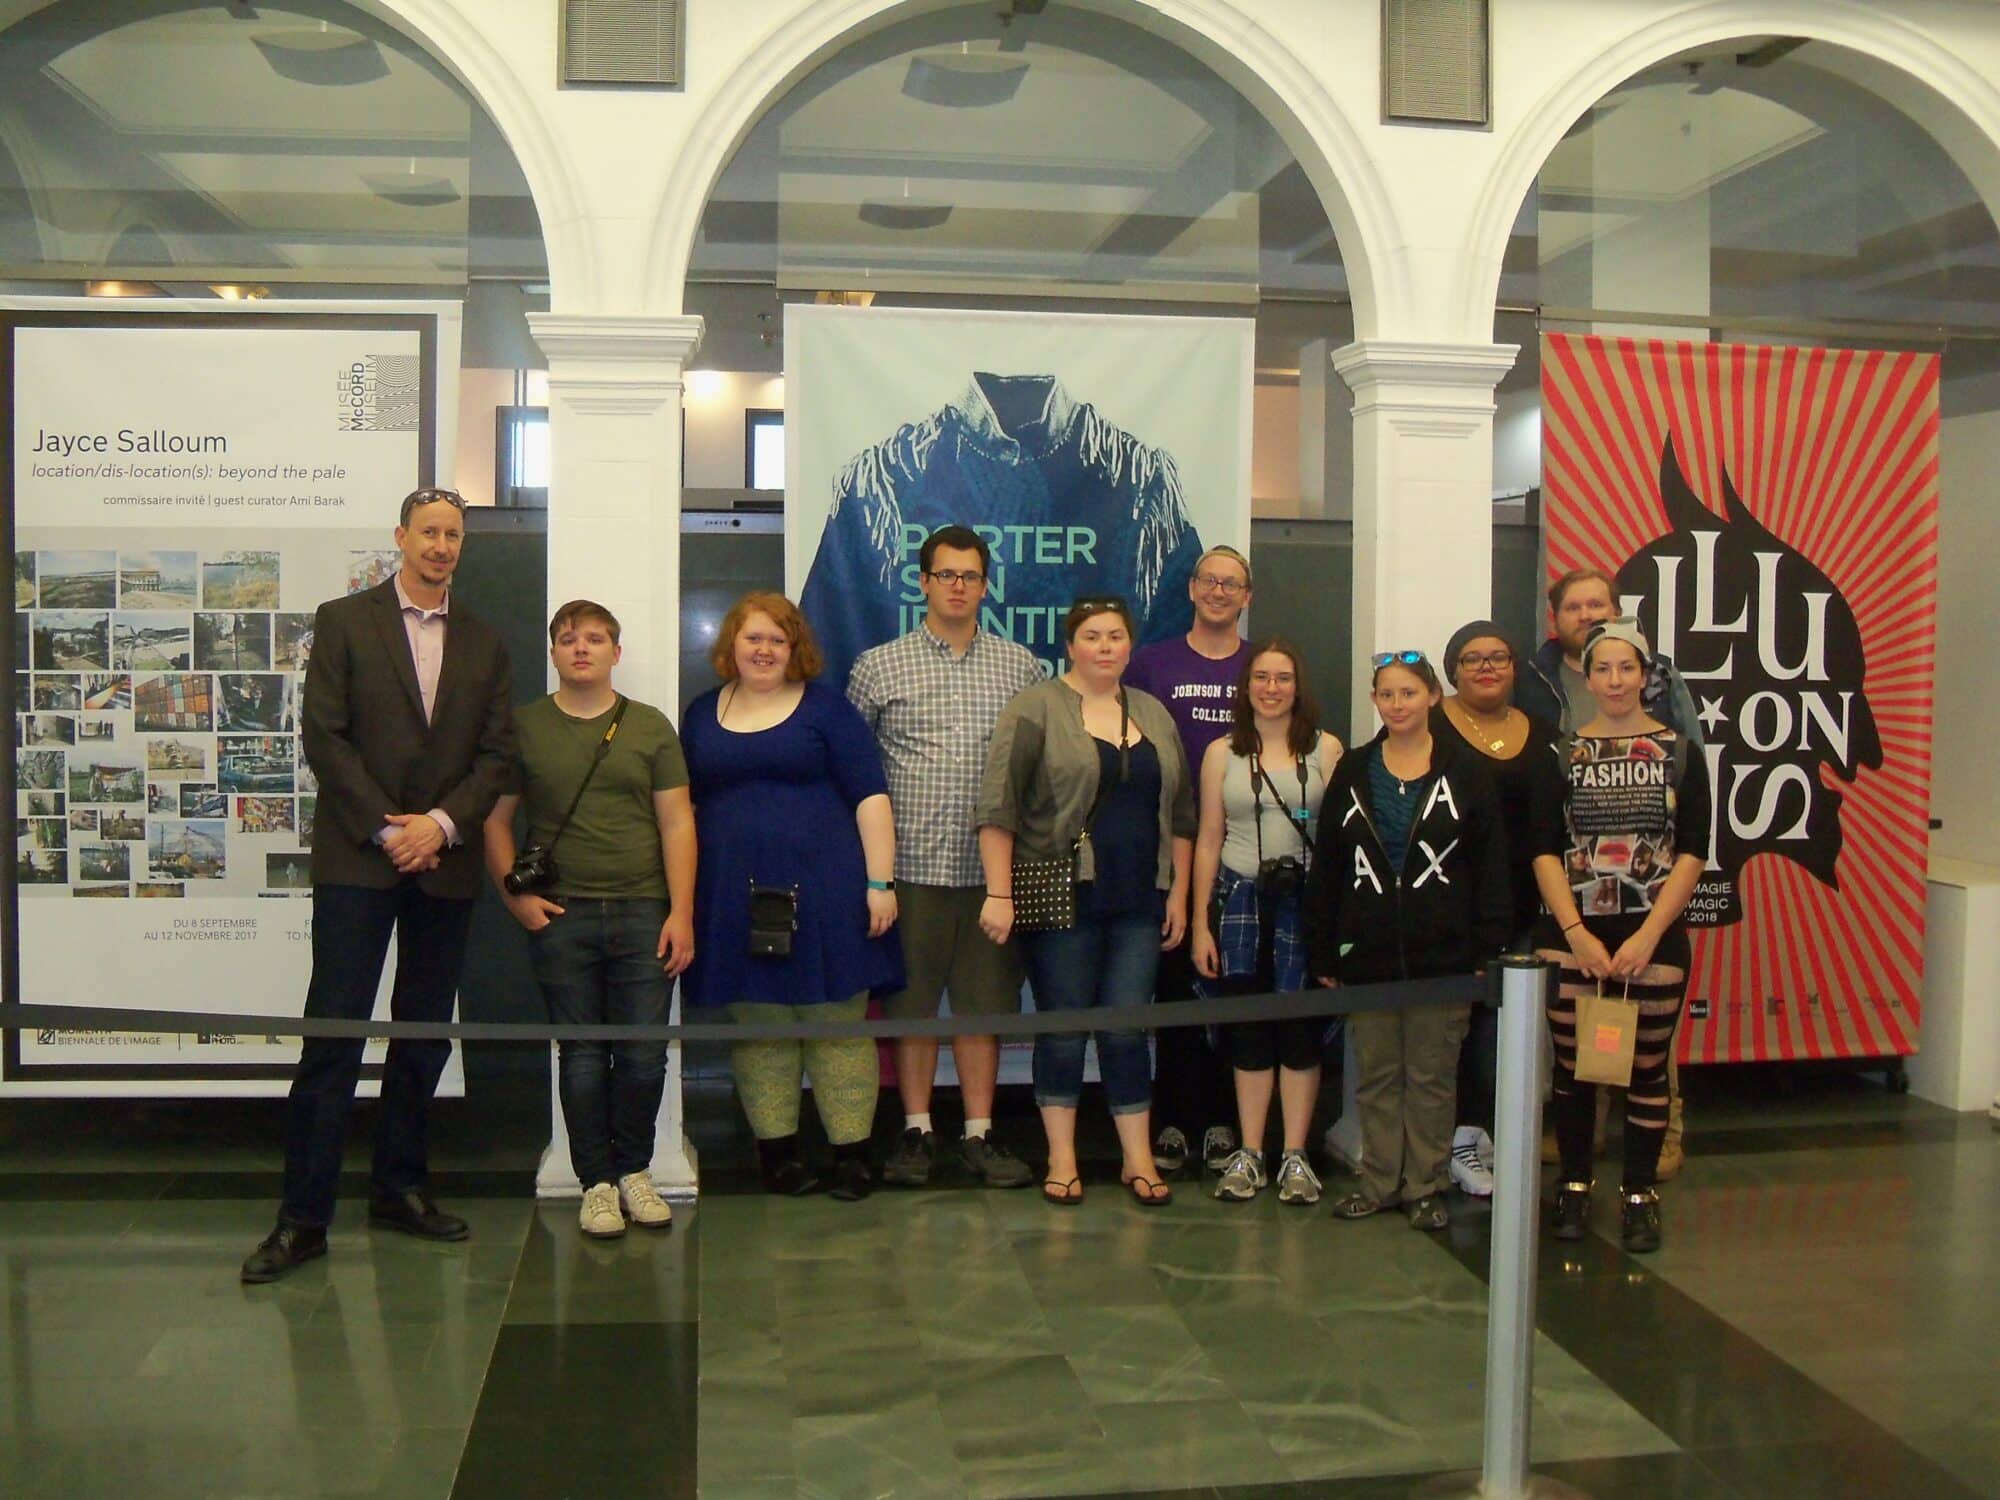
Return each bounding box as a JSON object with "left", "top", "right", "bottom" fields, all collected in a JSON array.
[
  {"left": 748, "top": 883, "right": 799, "bottom": 958},
  {"left": 1009, "top": 850, "right": 1079, "bottom": 932}
]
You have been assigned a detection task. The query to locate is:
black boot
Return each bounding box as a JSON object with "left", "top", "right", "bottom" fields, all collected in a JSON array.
[
  {"left": 1619, "top": 1187, "right": 1662, "bottom": 1254},
  {"left": 757, "top": 1135, "right": 822, "bottom": 1197},
  {"left": 1551, "top": 1179, "right": 1593, "bottom": 1242},
  {"left": 829, "top": 1141, "right": 873, "bottom": 1202}
]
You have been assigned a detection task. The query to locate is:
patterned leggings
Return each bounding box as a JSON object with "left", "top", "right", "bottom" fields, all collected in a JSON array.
[
  {"left": 1545, "top": 937, "right": 1686, "bottom": 1190},
  {"left": 726, "top": 996, "right": 878, "bottom": 1146}
]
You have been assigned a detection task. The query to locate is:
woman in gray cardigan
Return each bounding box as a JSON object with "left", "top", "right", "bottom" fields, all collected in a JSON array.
[{"left": 977, "top": 598, "right": 1196, "bottom": 1206}]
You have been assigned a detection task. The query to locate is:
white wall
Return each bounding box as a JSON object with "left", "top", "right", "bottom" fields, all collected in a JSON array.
[
  {"left": 1933, "top": 407, "right": 2000, "bottom": 863},
  {"left": 1493, "top": 386, "right": 1542, "bottom": 499},
  {"left": 1251, "top": 380, "right": 1300, "bottom": 515},
  {"left": 682, "top": 371, "right": 784, "bottom": 491}
]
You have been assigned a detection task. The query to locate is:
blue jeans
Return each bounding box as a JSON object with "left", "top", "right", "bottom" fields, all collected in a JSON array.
[
  {"left": 1021, "top": 912, "right": 1160, "bottom": 1114},
  {"left": 281, "top": 882, "right": 474, "bottom": 1228},
  {"left": 531, "top": 897, "right": 672, "bottom": 1188}
]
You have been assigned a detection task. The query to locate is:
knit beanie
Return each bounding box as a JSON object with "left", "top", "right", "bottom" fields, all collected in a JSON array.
[{"left": 1442, "top": 619, "right": 1525, "bottom": 687}]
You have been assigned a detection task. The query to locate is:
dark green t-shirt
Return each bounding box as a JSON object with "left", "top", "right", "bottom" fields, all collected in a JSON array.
[{"left": 508, "top": 695, "right": 689, "bottom": 900}]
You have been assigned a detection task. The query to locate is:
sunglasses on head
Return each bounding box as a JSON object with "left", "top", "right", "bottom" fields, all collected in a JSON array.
[
  {"left": 1371, "top": 650, "right": 1428, "bottom": 668},
  {"left": 401, "top": 486, "right": 467, "bottom": 521}
]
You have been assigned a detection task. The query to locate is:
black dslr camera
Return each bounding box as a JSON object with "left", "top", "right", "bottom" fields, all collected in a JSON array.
[
  {"left": 504, "top": 844, "right": 558, "bottom": 896},
  {"left": 1257, "top": 856, "right": 1305, "bottom": 900}
]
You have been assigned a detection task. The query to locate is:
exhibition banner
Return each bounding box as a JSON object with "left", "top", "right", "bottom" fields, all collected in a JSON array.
[
  {"left": 1541, "top": 333, "right": 1937, "bottom": 1063},
  {"left": 787, "top": 305, "right": 1254, "bottom": 687},
  {"left": 4, "top": 307, "right": 454, "bottom": 1092}
]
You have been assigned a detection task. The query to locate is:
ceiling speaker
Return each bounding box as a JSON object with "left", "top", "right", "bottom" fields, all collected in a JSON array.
[
  {"left": 1383, "top": 0, "right": 1490, "bottom": 127},
  {"left": 560, "top": 0, "right": 684, "bottom": 88}
]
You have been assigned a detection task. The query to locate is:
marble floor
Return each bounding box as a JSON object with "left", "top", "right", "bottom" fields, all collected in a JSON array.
[{"left": 0, "top": 1064, "right": 1994, "bottom": 1499}]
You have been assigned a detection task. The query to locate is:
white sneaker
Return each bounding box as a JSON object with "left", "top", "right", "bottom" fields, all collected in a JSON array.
[
  {"left": 618, "top": 1171, "right": 673, "bottom": 1230},
  {"left": 1449, "top": 1126, "right": 1495, "bottom": 1198},
  {"left": 580, "top": 1181, "right": 626, "bottom": 1239}
]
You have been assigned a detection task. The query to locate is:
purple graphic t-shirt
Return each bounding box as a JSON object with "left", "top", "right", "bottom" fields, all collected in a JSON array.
[{"left": 1127, "top": 634, "right": 1246, "bottom": 771}]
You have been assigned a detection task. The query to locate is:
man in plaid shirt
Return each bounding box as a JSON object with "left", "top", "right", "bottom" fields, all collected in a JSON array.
[{"left": 847, "top": 525, "right": 1043, "bottom": 1187}]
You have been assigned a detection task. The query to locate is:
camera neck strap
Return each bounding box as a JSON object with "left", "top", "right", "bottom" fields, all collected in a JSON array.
[
  {"left": 546, "top": 695, "right": 629, "bottom": 854},
  {"left": 1249, "top": 737, "right": 1312, "bottom": 871}
]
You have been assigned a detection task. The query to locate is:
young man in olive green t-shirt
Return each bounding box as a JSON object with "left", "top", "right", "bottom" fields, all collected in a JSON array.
[{"left": 483, "top": 600, "right": 696, "bottom": 1238}]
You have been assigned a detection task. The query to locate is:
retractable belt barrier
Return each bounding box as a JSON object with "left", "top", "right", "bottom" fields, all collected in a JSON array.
[
  {"left": 0, "top": 972, "right": 1484, "bottom": 1045},
  {"left": 0, "top": 961, "right": 1565, "bottom": 1498}
]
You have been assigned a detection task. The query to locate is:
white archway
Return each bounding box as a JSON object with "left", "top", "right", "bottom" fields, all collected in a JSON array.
[
  {"left": 642, "top": 0, "right": 1403, "bottom": 336},
  {"left": 0, "top": 0, "right": 590, "bottom": 306},
  {"left": 1458, "top": 0, "right": 2000, "bottom": 339}
]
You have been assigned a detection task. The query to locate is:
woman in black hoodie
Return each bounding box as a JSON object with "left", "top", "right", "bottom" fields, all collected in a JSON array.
[{"left": 1306, "top": 651, "right": 1511, "bottom": 1230}]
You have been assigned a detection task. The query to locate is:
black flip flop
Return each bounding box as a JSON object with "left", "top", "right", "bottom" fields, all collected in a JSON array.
[{"left": 1041, "top": 1176, "right": 1083, "bottom": 1206}]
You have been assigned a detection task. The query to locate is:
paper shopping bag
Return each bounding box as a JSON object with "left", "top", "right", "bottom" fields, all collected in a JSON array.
[{"left": 1573, "top": 982, "right": 1639, "bottom": 1087}]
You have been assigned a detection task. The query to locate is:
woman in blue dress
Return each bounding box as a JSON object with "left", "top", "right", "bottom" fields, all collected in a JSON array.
[{"left": 681, "top": 592, "right": 902, "bottom": 1200}]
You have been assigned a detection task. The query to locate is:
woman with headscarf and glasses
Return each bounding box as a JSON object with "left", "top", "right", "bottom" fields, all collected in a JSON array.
[
  {"left": 1432, "top": 621, "right": 1560, "bottom": 1196},
  {"left": 1305, "top": 650, "right": 1510, "bottom": 1231},
  {"left": 977, "top": 596, "right": 1195, "bottom": 1207}
]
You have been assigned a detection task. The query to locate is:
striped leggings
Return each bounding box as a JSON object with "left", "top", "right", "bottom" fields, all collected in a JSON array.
[{"left": 1545, "top": 942, "right": 1686, "bottom": 1190}]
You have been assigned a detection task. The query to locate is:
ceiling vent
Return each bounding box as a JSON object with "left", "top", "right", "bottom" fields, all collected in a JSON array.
[
  {"left": 1382, "top": 0, "right": 1490, "bottom": 128},
  {"left": 560, "top": 0, "right": 684, "bottom": 88}
]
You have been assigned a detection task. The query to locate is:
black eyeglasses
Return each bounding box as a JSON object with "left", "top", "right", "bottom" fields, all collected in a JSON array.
[
  {"left": 1193, "top": 572, "right": 1249, "bottom": 596},
  {"left": 1456, "top": 651, "right": 1514, "bottom": 670},
  {"left": 925, "top": 569, "right": 986, "bottom": 588},
  {"left": 1371, "top": 650, "right": 1428, "bottom": 668}
]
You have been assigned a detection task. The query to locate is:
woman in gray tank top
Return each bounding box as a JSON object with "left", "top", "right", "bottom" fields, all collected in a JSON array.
[{"left": 1190, "top": 639, "right": 1342, "bottom": 1204}]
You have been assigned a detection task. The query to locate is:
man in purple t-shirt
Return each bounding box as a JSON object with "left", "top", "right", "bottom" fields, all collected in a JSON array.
[{"left": 1126, "top": 544, "right": 1252, "bottom": 1177}]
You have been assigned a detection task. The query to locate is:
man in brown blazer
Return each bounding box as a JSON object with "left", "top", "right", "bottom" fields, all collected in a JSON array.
[{"left": 243, "top": 487, "right": 517, "bottom": 1283}]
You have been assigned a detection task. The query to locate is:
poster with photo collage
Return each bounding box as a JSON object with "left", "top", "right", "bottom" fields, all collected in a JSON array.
[{"left": 4, "top": 305, "right": 460, "bottom": 1092}]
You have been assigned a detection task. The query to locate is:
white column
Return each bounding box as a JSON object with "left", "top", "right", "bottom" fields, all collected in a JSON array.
[
  {"left": 1332, "top": 340, "right": 1519, "bottom": 742},
  {"left": 525, "top": 311, "right": 704, "bottom": 1199}
]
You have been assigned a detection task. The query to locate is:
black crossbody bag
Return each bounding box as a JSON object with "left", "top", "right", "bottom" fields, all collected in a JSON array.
[{"left": 1011, "top": 691, "right": 1128, "bottom": 933}]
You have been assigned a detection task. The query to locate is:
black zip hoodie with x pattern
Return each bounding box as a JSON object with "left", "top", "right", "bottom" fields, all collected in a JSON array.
[{"left": 1304, "top": 727, "right": 1513, "bottom": 986}]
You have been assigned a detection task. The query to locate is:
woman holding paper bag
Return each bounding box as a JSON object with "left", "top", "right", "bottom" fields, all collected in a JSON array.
[{"left": 1531, "top": 618, "right": 1710, "bottom": 1254}]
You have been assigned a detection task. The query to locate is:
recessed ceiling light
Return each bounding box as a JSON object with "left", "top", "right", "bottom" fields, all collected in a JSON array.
[
  {"left": 859, "top": 201, "right": 953, "bottom": 231},
  {"left": 361, "top": 160, "right": 462, "bottom": 209},
  {"left": 902, "top": 56, "right": 1029, "bottom": 108},
  {"left": 251, "top": 24, "right": 390, "bottom": 87},
  {"left": 85, "top": 279, "right": 164, "bottom": 297}
]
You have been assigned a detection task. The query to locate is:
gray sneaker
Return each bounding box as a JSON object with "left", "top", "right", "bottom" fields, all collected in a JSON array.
[
  {"left": 1274, "top": 1150, "right": 1322, "bottom": 1205},
  {"left": 1212, "top": 1148, "right": 1267, "bottom": 1201},
  {"left": 959, "top": 1134, "right": 1033, "bottom": 1189},
  {"left": 882, "top": 1127, "right": 935, "bottom": 1187},
  {"left": 1202, "top": 1125, "right": 1239, "bottom": 1173}
]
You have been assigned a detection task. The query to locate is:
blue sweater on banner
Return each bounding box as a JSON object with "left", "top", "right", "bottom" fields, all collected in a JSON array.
[{"left": 800, "top": 372, "right": 1205, "bottom": 687}]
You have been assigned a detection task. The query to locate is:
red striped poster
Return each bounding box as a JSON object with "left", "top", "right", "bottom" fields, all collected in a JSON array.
[{"left": 1540, "top": 334, "right": 1938, "bottom": 1063}]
